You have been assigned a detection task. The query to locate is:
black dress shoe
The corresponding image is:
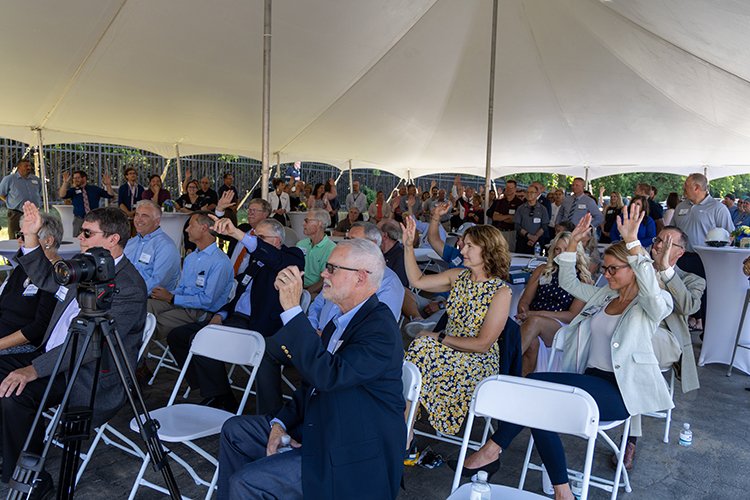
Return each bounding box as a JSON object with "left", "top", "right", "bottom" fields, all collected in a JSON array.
[
  {"left": 447, "top": 457, "right": 500, "bottom": 480},
  {"left": 199, "top": 393, "right": 239, "bottom": 413},
  {"left": 29, "top": 470, "right": 54, "bottom": 500}
]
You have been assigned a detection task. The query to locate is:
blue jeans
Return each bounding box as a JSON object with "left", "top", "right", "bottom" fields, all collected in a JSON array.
[{"left": 491, "top": 369, "right": 629, "bottom": 485}]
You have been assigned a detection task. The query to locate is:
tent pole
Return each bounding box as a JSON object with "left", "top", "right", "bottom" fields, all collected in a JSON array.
[
  {"left": 275, "top": 152, "right": 281, "bottom": 178},
  {"left": 483, "top": 0, "right": 499, "bottom": 214},
  {"left": 334, "top": 172, "right": 345, "bottom": 184},
  {"left": 175, "top": 144, "right": 183, "bottom": 196},
  {"left": 348, "top": 159, "right": 353, "bottom": 194},
  {"left": 703, "top": 165, "right": 708, "bottom": 179},
  {"left": 34, "top": 129, "right": 50, "bottom": 212},
  {"left": 584, "top": 165, "right": 589, "bottom": 191},
  {"left": 260, "top": 0, "right": 272, "bottom": 200},
  {"left": 386, "top": 178, "right": 405, "bottom": 203}
]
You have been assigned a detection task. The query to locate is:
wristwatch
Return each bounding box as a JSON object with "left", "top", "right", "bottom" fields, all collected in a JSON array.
[{"left": 437, "top": 331, "right": 447, "bottom": 344}]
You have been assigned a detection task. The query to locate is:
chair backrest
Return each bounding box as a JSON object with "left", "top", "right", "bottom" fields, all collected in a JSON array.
[
  {"left": 137, "top": 313, "right": 157, "bottom": 362},
  {"left": 169, "top": 326, "right": 266, "bottom": 411},
  {"left": 473, "top": 375, "right": 599, "bottom": 438},
  {"left": 402, "top": 361, "right": 422, "bottom": 443},
  {"left": 284, "top": 226, "right": 299, "bottom": 247},
  {"left": 300, "top": 289, "right": 312, "bottom": 313},
  {"left": 547, "top": 329, "right": 566, "bottom": 371}
]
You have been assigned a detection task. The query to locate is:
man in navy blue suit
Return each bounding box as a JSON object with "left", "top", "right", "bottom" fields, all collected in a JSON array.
[{"left": 218, "top": 238, "right": 405, "bottom": 499}]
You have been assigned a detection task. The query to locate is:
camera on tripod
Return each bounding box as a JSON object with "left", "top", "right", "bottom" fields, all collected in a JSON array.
[{"left": 53, "top": 247, "right": 117, "bottom": 314}]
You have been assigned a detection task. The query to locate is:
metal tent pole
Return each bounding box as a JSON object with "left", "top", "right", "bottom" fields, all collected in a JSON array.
[
  {"left": 348, "top": 159, "right": 353, "bottom": 194},
  {"left": 34, "top": 129, "right": 50, "bottom": 212},
  {"left": 175, "top": 144, "right": 183, "bottom": 196},
  {"left": 260, "top": 0, "right": 272, "bottom": 200},
  {"left": 275, "top": 152, "right": 281, "bottom": 178},
  {"left": 483, "top": 0, "right": 499, "bottom": 213}
]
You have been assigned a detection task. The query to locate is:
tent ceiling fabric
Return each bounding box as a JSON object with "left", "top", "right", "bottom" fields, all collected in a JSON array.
[{"left": 2, "top": 0, "right": 750, "bottom": 180}]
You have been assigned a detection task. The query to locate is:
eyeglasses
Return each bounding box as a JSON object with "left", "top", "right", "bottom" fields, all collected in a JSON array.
[
  {"left": 601, "top": 264, "right": 630, "bottom": 276},
  {"left": 325, "top": 262, "right": 371, "bottom": 275},
  {"left": 652, "top": 236, "right": 684, "bottom": 249},
  {"left": 81, "top": 228, "right": 106, "bottom": 239},
  {"left": 247, "top": 208, "right": 265, "bottom": 214},
  {"left": 256, "top": 233, "right": 280, "bottom": 242}
]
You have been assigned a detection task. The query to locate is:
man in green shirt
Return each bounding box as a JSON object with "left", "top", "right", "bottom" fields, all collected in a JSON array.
[{"left": 296, "top": 208, "right": 336, "bottom": 293}]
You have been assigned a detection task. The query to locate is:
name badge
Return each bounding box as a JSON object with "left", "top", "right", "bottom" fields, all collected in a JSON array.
[
  {"left": 539, "top": 274, "right": 552, "bottom": 286},
  {"left": 242, "top": 275, "right": 251, "bottom": 286},
  {"left": 533, "top": 217, "right": 541, "bottom": 224},
  {"left": 678, "top": 208, "right": 689, "bottom": 215},
  {"left": 23, "top": 284, "right": 39, "bottom": 296},
  {"left": 577, "top": 204, "right": 587, "bottom": 210},
  {"left": 138, "top": 253, "right": 152, "bottom": 264},
  {"left": 196, "top": 274, "right": 206, "bottom": 287},
  {"left": 31, "top": 179, "right": 39, "bottom": 185},
  {"left": 508, "top": 209, "right": 516, "bottom": 215},
  {"left": 55, "top": 286, "right": 68, "bottom": 302},
  {"left": 185, "top": 203, "right": 193, "bottom": 209},
  {"left": 451, "top": 256, "right": 462, "bottom": 267},
  {"left": 75, "top": 189, "right": 82, "bottom": 194}
]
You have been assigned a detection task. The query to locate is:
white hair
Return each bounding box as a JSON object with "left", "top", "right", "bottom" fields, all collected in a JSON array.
[
  {"left": 308, "top": 208, "right": 331, "bottom": 228},
  {"left": 337, "top": 238, "right": 385, "bottom": 288}
]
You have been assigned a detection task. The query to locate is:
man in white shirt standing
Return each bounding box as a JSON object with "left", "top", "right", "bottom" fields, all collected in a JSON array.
[{"left": 345, "top": 180, "right": 368, "bottom": 219}]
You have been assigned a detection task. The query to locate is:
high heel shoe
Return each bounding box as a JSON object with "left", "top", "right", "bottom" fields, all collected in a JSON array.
[{"left": 447, "top": 456, "right": 500, "bottom": 480}]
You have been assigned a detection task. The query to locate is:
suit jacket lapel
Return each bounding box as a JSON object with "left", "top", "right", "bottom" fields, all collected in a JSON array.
[{"left": 336, "top": 295, "right": 379, "bottom": 349}]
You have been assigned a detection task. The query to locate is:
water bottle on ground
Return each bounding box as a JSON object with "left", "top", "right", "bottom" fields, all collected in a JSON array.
[
  {"left": 541, "top": 464, "right": 554, "bottom": 495},
  {"left": 469, "top": 470, "right": 491, "bottom": 500},
  {"left": 534, "top": 242, "right": 541, "bottom": 257},
  {"left": 569, "top": 472, "right": 583, "bottom": 499},
  {"left": 679, "top": 422, "right": 693, "bottom": 447}
]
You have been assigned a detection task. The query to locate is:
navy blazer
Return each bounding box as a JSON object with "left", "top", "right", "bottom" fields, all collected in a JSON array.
[
  {"left": 268, "top": 295, "right": 405, "bottom": 500},
  {"left": 220, "top": 239, "right": 304, "bottom": 337}
]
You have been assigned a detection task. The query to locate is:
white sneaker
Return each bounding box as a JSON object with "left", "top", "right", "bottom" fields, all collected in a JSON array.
[{"left": 404, "top": 321, "right": 437, "bottom": 339}]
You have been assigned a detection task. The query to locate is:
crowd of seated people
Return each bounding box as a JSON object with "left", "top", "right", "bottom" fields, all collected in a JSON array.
[{"left": 0, "top": 165, "right": 732, "bottom": 499}]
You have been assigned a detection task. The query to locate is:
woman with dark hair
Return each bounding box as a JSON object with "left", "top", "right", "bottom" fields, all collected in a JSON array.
[
  {"left": 141, "top": 174, "right": 171, "bottom": 206},
  {"left": 454, "top": 208, "right": 673, "bottom": 500},
  {"left": 0, "top": 213, "right": 61, "bottom": 354},
  {"left": 175, "top": 179, "right": 206, "bottom": 252},
  {"left": 610, "top": 195, "right": 656, "bottom": 249},
  {"left": 401, "top": 217, "right": 511, "bottom": 438},
  {"left": 662, "top": 192, "right": 680, "bottom": 226},
  {"left": 600, "top": 191, "right": 625, "bottom": 243}
]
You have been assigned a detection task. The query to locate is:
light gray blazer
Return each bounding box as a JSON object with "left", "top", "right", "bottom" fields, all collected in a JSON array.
[{"left": 555, "top": 251, "right": 674, "bottom": 416}]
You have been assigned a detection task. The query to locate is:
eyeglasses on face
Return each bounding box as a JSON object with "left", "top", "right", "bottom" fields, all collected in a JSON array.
[
  {"left": 81, "top": 228, "right": 106, "bottom": 239},
  {"left": 652, "top": 236, "right": 684, "bottom": 249},
  {"left": 325, "top": 262, "right": 371, "bottom": 275},
  {"left": 601, "top": 264, "right": 629, "bottom": 276},
  {"left": 256, "top": 233, "right": 280, "bottom": 242}
]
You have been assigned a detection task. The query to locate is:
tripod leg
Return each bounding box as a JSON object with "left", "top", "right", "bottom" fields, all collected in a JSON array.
[{"left": 99, "top": 318, "right": 181, "bottom": 499}]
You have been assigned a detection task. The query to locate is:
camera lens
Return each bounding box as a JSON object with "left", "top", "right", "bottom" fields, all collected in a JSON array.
[{"left": 54, "top": 257, "right": 95, "bottom": 285}]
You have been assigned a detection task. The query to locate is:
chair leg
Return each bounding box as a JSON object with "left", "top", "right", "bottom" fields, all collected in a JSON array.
[
  {"left": 518, "top": 435, "right": 536, "bottom": 489},
  {"left": 664, "top": 370, "right": 675, "bottom": 444},
  {"left": 609, "top": 419, "right": 632, "bottom": 500},
  {"left": 128, "top": 454, "right": 151, "bottom": 500},
  {"left": 75, "top": 425, "right": 107, "bottom": 486}
]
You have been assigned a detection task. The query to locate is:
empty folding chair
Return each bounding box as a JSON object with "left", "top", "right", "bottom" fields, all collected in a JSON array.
[
  {"left": 127, "top": 325, "right": 265, "bottom": 500},
  {"left": 448, "top": 375, "right": 599, "bottom": 499}
]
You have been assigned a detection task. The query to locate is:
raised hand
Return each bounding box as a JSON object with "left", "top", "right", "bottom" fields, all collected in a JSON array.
[
  {"left": 571, "top": 212, "right": 592, "bottom": 244},
  {"left": 208, "top": 214, "right": 242, "bottom": 240},
  {"left": 102, "top": 172, "right": 112, "bottom": 187},
  {"left": 62, "top": 171, "right": 70, "bottom": 184},
  {"left": 657, "top": 234, "right": 673, "bottom": 271},
  {"left": 616, "top": 203, "right": 644, "bottom": 244},
  {"left": 216, "top": 190, "right": 236, "bottom": 212},
  {"left": 433, "top": 201, "right": 451, "bottom": 218},
  {"left": 599, "top": 185, "right": 605, "bottom": 196},
  {"left": 184, "top": 169, "right": 191, "bottom": 180},
  {"left": 274, "top": 266, "right": 304, "bottom": 311},
  {"left": 401, "top": 215, "right": 417, "bottom": 248}
]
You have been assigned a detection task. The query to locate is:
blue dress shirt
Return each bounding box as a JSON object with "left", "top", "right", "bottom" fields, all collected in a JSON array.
[
  {"left": 0, "top": 172, "right": 43, "bottom": 209},
  {"left": 307, "top": 266, "right": 404, "bottom": 329},
  {"left": 173, "top": 242, "right": 233, "bottom": 311},
  {"left": 124, "top": 227, "right": 181, "bottom": 293}
]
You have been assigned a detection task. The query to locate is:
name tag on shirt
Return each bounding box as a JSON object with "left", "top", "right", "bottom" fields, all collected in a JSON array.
[
  {"left": 138, "top": 253, "right": 152, "bottom": 264},
  {"left": 31, "top": 179, "right": 39, "bottom": 185},
  {"left": 451, "top": 256, "right": 462, "bottom": 267},
  {"left": 539, "top": 274, "right": 552, "bottom": 286},
  {"left": 75, "top": 189, "right": 82, "bottom": 194},
  {"left": 23, "top": 284, "right": 39, "bottom": 296},
  {"left": 55, "top": 286, "right": 68, "bottom": 302},
  {"left": 533, "top": 217, "right": 541, "bottom": 224},
  {"left": 678, "top": 208, "right": 689, "bottom": 215},
  {"left": 508, "top": 209, "right": 516, "bottom": 215},
  {"left": 577, "top": 204, "right": 587, "bottom": 210},
  {"left": 196, "top": 274, "right": 206, "bottom": 287},
  {"left": 242, "top": 275, "right": 252, "bottom": 286}
]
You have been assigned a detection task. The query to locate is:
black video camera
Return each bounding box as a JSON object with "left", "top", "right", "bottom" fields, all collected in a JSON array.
[{"left": 54, "top": 247, "right": 117, "bottom": 313}]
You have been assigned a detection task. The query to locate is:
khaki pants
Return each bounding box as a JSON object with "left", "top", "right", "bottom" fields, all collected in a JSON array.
[
  {"left": 7, "top": 210, "right": 22, "bottom": 240},
  {"left": 147, "top": 298, "right": 208, "bottom": 341}
]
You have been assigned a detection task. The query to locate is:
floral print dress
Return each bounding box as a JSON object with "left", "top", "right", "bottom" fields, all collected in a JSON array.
[{"left": 405, "top": 269, "right": 508, "bottom": 435}]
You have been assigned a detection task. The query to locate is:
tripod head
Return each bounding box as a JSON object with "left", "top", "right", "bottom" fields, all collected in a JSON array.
[{"left": 53, "top": 247, "right": 116, "bottom": 315}]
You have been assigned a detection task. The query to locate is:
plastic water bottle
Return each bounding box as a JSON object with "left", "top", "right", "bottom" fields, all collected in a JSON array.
[
  {"left": 469, "top": 470, "right": 491, "bottom": 500},
  {"left": 679, "top": 422, "right": 693, "bottom": 447},
  {"left": 534, "top": 242, "right": 541, "bottom": 257},
  {"left": 277, "top": 434, "right": 293, "bottom": 454},
  {"left": 569, "top": 472, "right": 583, "bottom": 499}
]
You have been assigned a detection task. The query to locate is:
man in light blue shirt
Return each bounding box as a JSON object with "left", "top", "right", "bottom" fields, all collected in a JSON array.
[
  {"left": 148, "top": 212, "right": 233, "bottom": 340},
  {"left": 124, "top": 200, "right": 180, "bottom": 293},
  {"left": 555, "top": 177, "right": 604, "bottom": 229},
  {"left": 0, "top": 159, "right": 43, "bottom": 239},
  {"left": 307, "top": 222, "right": 404, "bottom": 329}
]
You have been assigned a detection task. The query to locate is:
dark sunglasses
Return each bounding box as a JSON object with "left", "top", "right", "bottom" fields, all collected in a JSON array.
[{"left": 81, "top": 228, "right": 106, "bottom": 239}]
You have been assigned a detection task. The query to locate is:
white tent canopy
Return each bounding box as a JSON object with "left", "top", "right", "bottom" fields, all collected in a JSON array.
[{"left": 3, "top": 0, "right": 750, "bottom": 180}]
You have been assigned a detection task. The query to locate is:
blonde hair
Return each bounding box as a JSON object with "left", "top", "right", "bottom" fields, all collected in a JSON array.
[
  {"left": 608, "top": 191, "right": 624, "bottom": 210},
  {"left": 543, "top": 232, "right": 593, "bottom": 284},
  {"left": 603, "top": 240, "right": 631, "bottom": 263}
]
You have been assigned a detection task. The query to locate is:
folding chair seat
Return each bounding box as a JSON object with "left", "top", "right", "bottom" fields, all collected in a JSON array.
[
  {"left": 402, "top": 361, "right": 422, "bottom": 443},
  {"left": 127, "top": 325, "right": 265, "bottom": 499},
  {"left": 448, "top": 375, "right": 599, "bottom": 499}
]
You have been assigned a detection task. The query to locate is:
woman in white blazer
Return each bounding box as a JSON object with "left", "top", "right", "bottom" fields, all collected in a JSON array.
[
  {"left": 267, "top": 178, "right": 290, "bottom": 225},
  {"left": 452, "top": 205, "right": 673, "bottom": 500}
]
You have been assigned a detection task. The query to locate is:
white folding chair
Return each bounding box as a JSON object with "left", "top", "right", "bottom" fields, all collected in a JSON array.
[
  {"left": 72, "top": 313, "right": 158, "bottom": 485},
  {"left": 530, "top": 330, "right": 632, "bottom": 500},
  {"left": 128, "top": 325, "right": 265, "bottom": 500},
  {"left": 284, "top": 226, "right": 299, "bottom": 247},
  {"left": 402, "top": 361, "right": 422, "bottom": 444},
  {"left": 448, "top": 375, "right": 599, "bottom": 499},
  {"left": 642, "top": 367, "right": 675, "bottom": 443}
]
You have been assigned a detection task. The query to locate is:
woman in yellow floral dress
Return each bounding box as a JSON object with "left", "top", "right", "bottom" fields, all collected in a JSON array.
[{"left": 402, "top": 216, "right": 511, "bottom": 436}]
